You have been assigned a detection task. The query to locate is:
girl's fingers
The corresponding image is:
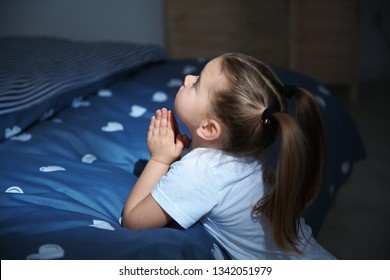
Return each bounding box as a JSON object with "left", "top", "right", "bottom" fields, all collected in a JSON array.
[
  {"left": 151, "top": 108, "right": 177, "bottom": 140},
  {"left": 160, "top": 108, "right": 168, "bottom": 129},
  {"left": 149, "top": 116, "right": 155, "bottom": 132},
  {"left": 154, "top": 110, "right": 161, "bottom": 128},
  {"left": 168, "top": 110, "right": 172, "bottom": 128}
]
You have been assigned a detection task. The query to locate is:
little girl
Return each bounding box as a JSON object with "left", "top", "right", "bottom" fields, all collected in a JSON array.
[{"left": 123, "top": 53, "right": 335, "bottom": 259}]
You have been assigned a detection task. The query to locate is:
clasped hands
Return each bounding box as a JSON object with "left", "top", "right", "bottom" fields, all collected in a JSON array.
[{"left": 148, "top": 108, "right": 190, "bottom": 166}]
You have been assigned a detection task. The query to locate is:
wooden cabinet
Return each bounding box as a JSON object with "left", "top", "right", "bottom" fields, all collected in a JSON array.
[
  {"left": 290, "top": 0, "right": 359, "bottom": 100},
  {"left": 166, "top": 0, "right": 359, "bottom": 100}
]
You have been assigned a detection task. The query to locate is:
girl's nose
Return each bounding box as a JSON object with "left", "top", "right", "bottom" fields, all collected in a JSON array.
[{"left": 184, "top": 75, "right": 196, "bottom": 87}]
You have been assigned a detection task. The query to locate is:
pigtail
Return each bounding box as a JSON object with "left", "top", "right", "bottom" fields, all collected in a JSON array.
[
  {"left": 255, "top": 112, "right": 307, "bottom": 252},
  {"left": 254, "top": 87, "right": 325, "bottom": 252},
  {"left": 294, "top": 87, "right": 326, "bottom": 206}
]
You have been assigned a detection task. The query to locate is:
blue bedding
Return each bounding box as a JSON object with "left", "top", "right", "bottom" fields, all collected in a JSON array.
[{"left": 0, "top": 37, "right": 365, "bottom": 259}]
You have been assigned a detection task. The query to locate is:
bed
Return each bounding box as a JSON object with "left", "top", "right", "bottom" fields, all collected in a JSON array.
[{"left": 0, "top": 36, "right": 365, "bottom": 260}]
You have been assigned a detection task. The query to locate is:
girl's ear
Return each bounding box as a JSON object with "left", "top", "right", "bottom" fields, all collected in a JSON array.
[{"left": 196, "top": 118, "right": 222, "bottom": 142}]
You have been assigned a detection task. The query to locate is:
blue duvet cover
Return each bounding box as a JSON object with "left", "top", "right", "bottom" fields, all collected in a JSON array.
[{"left": 0, "top": 37, "right": 365, "bottom": 259}]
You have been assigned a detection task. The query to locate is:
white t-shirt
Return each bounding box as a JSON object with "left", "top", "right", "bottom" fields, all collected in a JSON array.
[{"left": 151, "top": 148, "right": 335, "bottom": 260}]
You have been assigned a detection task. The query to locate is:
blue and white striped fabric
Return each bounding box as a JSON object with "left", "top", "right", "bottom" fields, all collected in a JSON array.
[
  {"left": 0, "top": 37, "right": 165, "bottom": 114},
  {"left": 0, "top": 36, "right": 165, "bottom": 141}
]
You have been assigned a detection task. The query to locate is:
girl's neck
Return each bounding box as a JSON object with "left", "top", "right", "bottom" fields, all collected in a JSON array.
[
  {"left": 190, "top": 133, "right": 220, "bottom": 150},
  {"left": 190, "top": 136, "right": 203, "bottom": 149}
]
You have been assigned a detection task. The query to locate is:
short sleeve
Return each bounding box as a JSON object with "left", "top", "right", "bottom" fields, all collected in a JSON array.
[{"left": 151, "top": 151, "right": 219, "bottom": 229}]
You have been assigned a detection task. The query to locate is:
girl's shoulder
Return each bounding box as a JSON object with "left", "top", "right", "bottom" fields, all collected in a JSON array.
[
  {"left": 182, "top": 147, "right": 233, "bottom": 165},
  {"left": 182, "top": 147, "right": 261, "bottom": 173},
  {"left": 179, "top": 148, "right": 222, "bottom": 171}
]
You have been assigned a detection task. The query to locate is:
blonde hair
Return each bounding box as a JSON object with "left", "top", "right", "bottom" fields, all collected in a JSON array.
[{"left": 209, "top": 53, "right": 325, "bottom": 252}]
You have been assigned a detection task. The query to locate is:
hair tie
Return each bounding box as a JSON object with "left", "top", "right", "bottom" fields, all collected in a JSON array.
[
  {"left": 261, "top": 107, "right": 275, "bottom": 125},
  {"left": 284, "top": 84, "right": 295, "bottom": 99}
]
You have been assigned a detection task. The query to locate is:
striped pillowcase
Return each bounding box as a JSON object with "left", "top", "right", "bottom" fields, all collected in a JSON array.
[{"left": 0, "top": 36, "right": 165, "bottom": 141}]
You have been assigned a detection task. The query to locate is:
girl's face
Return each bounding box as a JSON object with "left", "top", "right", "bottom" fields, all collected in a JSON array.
[{"left": 174, "top": 57, "right": 225, "bottom": 132}]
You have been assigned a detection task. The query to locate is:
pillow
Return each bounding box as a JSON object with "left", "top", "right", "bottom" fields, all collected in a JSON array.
[{"left": 0, "top": 36, "right": 165, "bottom": 142}]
